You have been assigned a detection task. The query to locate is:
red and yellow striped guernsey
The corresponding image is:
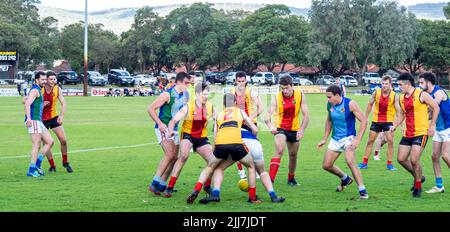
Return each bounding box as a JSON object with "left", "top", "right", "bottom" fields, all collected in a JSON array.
[
  {"left": 42, "top": 85, "right": 59, "bottom": 121},
  {"left": 372, "top": 89, "right": 396, "bottom": 123},
  {"left": 400, "top": 89, "right": 429, "bottom": 138},
  {"left": 232, "top": 88, "right": 257, "bottom": 123},
  {"left": 215, "top": 107, "right": 243, "bottom": 145},
  {"left": 181, "top": 100, "right": 214, "bottom": 138},
  {"left": 274, "top": 90, "right": 302, "bottom": 131}
]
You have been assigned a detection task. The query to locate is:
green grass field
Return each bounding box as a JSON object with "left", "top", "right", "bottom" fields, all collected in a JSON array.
[{"left": 1, "top": 92, "right": 449, "bottom": 212}]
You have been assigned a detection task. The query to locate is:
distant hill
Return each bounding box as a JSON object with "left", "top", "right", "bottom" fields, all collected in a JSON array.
[
  {"left": 38, "top": 2, "right": 447, "bottom": 35},
  {"left": 407, "top": 2, "right": 447, "bottom": 20}
]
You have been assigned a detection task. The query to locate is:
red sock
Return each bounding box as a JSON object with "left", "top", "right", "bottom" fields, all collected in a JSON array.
[
  {"left": 288, "top": 173, "right": 295, "bottom": 180},
  {"left": 415, "top": 181, "right": 422, "bottom": 189},
  {"left": 237, "top": 163, "right": 243, "bottom": 171},
  {"left": 62, "top": 152, "right": 68, "bottom": 164},
  {"left": 48, "top": 158, "right": 56, "bottom": 168},
  {"left": 204, "top": 178, "right": 212, "bottom": 188},
  {"left": 168, "top": 176, "right": 177, "bottom": 189},
  {"left": 194, "top": 182, "right": 203, "bottom": 192},
  {"left": 363, "top": 158, "right": 369, "bottom": 164},
  {"left": 374, "top": 151, "right": 379, "bottom": 156},
  {"left": 387, "top": 160, "right": 392, "bottom": 165},
  {"left": 269, "top": 158, "right": 281, "bottom": 182},
  {"left": 248, "top": 187, "right": 256, "bottom": 200}
]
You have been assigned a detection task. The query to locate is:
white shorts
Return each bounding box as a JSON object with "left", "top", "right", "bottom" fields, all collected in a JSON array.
[
  {"left": 433, "top": 128, "right": 450, "bottom": 143},
  {"left": 328, "top": 136, "right": 354, "bottom": 153},
  {"left": 155, "top": 128, "right": 180, "bottom": 145},
  {"left": 243, "top": 138, "right": 264, "bottom": 163},
  {"left": 26, "top": 120, "right": 46, "bottom": 134}
]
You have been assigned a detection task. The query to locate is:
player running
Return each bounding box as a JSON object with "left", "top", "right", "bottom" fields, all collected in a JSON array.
[
  {"left": 317, "top": 85, "right": 369, "bottom": 199},
  {"left": 186, "top": 93, "right": 261, "bottom": 204},
  {"left": 148, "top": 72, "right": 191, "bottom": 195},
  {"left": 265, "top": 75, "right": 309, "bottom": 185},
  {"left": 164, "top": 83, "right": 216, "bottom": 197},
  {"left": 41, "top": 71, "right": 73, "bottom": 173},
  {"left": 390, "top": 72, "right": 439, "bottom": 197},
  {"left": 24, "top": 71, "right": 54, "bottom": 177},
  {"left": 418, "top": 72, "right": 450, "bottom": 194},
  {"left": 359, "top": 75, "right": 398, "bottom": 171}
]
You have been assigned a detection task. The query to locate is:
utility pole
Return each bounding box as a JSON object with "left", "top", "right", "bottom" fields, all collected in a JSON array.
[{"left": 83, "top": 0, "right": 88, "bottom": 96}]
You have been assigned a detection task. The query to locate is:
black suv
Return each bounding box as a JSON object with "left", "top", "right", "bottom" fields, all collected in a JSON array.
[
  {"left": 205, "top": 72, "right": 226, "bottom": 84},
  {"left": 57, "top": 71, "right": 80, "bottom": 85},
  {"left": 107, "top": 69, "right": 135, "bottom": 86}
]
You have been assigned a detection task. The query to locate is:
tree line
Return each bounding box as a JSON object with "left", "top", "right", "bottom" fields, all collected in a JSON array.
[{"left": 1, "top": 0, "right": 449, "bottom": 78}]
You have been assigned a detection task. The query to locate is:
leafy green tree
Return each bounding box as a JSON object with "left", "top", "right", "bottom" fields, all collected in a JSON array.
[
  {"left": 59, "top": 22, "right": 120, "bottom": 73},
  {"left": 163, "top": 3, "right": 217, "bottom": 71},
  {"left": 120, "top": 7, "right": 165, "bottom": 74},
  {"left": 444, "top": 1, "right": 450, "bottom": 20},
  {"left": 0, "top": 0, "right": 60, "bottom": 69},
  {"left": 309, "top": 0, "right": 418, "bottom": 77},
  {"left": 418, "top": 19, "right": 450, "bottom": 72},
  {"left": 231, "top": 4, "right": 309, "bottom": 73}
]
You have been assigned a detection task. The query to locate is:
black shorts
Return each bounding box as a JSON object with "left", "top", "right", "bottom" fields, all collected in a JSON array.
[
  {"left": 181, "top": 133, "right": 210, "bottom": 152},
  {"left": 399, "top": 135, "right": 428, "bottom": 148},
  {"left": 43, "top": 116, "right": 61, "bottom": 129},
  {"left": 213, "top": 144, "right": 249, "bottom": 161},
  {"left": 370, "top": 122, "right": 393, "bottom": 133},
  {"left": 277, "top": 128, "right": 299, "bottom": 143}
]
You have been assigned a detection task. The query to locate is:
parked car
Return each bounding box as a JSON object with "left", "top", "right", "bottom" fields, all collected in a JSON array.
[
  {"left": 339, "top": 75, "right": 358, "bottom": 87},
  {"left": 16, "top": 71, "right": 34, "bottom": 83},
  {"left": 107, "top": 69, "right": 135, "bottom": 86},
  {"left": 194, "top": 71, "right": 205, "bottom": 83},
  {"left": 362, "top": 72, "right": 381, "bottom": 86},
  {"left": 316, "top": 75, "right": 336, "bottom": 85},
  {"left": 57, "top": 71, "right": 80, "bottom": 85},
  {"left": 226, "top": 72, "right": 236, "bottom": 84},
  {"left": 80, "top": 71, "right": 107, "bottom": 86},
  {"left": 260, "top": 72, "right": 275, "bottom": 85},
  {"left": 226, "top": 72, "right": 251, "bottom": 84},
  {"left": 265, "top": 73, "right": 276, "bottom": 85},
  {"left": 0, "top": 80, "right": 8, "bottom": 85},
  {"left": 134, "top": 74, "right": 155, "bottom": 86},
  {"left": 298, "top": 77, "right": 313, "bottom": 86},
  {"left": 251, "top": 72, "right": 274, "bottom": 85},
  {"left": 279, "top": 72, "right": 303, "bottom": 85},
  {"left": 251, "top": 72, "right": 264, "bottom": 85},
  {"left": 205, "top": 72, "right": 226, "bottom": 84}
]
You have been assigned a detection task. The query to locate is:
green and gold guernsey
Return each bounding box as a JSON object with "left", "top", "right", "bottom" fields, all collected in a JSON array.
[
  {"left": 24, "top": 84, "right": 43, "bottom": 122},
  {"left": 155, "top": 85, "right": 189, "bottom": 130}
]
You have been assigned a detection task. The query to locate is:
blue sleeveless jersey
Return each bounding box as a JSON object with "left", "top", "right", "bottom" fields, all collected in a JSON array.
[
  {"left": 431, "top": 86, "right": 450, "bottom": 132},
  {"left": 327, "top": 97, "right": 356, "bottom": 141}
]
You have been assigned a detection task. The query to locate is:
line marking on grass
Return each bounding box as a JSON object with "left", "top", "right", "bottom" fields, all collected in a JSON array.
[{"left": 0, "top": 142, "right": 159, "bottom": 160}]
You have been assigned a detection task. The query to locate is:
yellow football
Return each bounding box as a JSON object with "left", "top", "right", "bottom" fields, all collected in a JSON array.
[{"left": 238, "top": 179, "right": 249, "bottom": 192}]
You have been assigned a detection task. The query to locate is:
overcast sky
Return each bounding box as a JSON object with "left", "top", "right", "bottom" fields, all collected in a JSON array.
[{"left": 39, "top": 0, "right": 447, "bottom": 11}]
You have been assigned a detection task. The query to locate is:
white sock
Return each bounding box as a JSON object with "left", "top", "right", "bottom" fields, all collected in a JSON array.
[
  {"left": 358, "top": 185, "right": 366, "bottom": 191},
  {"left": 341, "top": 174, "right": 348, "bottom": 181}
]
